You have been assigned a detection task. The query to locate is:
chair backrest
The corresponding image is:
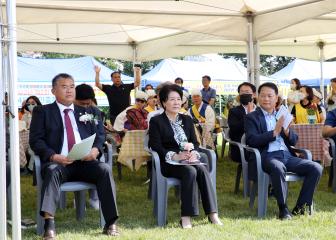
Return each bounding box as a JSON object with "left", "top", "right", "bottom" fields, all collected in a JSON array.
[{"left": 216, "top": 116, "right": 228, "bottom": 128}]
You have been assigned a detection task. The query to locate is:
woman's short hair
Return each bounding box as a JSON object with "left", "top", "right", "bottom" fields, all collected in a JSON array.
[
  {"left": 76, "top": 84, "right": 95, "bottom": 100},
  {"left": 159, "top": 84, "right": 183, "bottom": 108},
  {"left": 300, "top": 85, "right": 314, "bottom": 102},
  {"left": 291, "top": 78, "right": 301, "bottom": 90}
]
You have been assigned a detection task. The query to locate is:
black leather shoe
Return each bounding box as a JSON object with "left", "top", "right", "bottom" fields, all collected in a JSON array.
[
  {"left": 42, "top": 229, "right": 56, "bottom": 240},
  {"left": 292, "top": 204, "right": 312, "bottom": 216},
  {"left": 279, "top": 207, "right": 292, "bottom": 220}
]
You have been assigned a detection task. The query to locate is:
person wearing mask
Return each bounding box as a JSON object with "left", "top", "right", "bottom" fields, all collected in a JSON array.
[
  {"left": 148, "top": 84, "right": 221, "bottom": 228},
  {"left": 228, "top": 82, "right": 258, "bottom": 182},
  {"left": 144, "top": 84, "right": 154, "bottom": 91},
  {"left": 291, "top": 85, "right": 324, "bottom": 124},
  {"left": 94, "top": 65, "right": 141, "bottom": 124},
  {"left": 201, "top": 75, "right": 216, "bottom": 107},
  {"left": 287, "top": 78, "right": 302, "bottom": 112},
  {"left": 21, "top": 96, "right": 42, "bottom": 129},
  {"left": 144, "top": 89, "right": 158, "bottom": 113},
  {"left": 326, "top": 77, "right": 336, "bottom": 112}
]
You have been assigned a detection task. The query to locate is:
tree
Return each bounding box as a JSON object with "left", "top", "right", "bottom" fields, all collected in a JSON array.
[{"left": 220, "top": 53, "right": 294, "bottom": 76}]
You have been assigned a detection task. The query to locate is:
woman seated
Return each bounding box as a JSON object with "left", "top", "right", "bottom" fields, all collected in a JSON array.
[
  {"left": 21, "top": 95, "right": 42, "bottom": 129},
  {"left": 148, "top": 84, "right": 221, "bottom": 228},
  {"left": 144, "top": 89, "right": 158, "bottom": 113},
  {"left": 291, "top": 85, "right": 324, "bottom": 124},
  {"left": 125, "top": 90, "right": 148, "bottom": 130}
]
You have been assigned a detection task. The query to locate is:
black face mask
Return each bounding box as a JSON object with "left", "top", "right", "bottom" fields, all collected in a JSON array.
[{"left": 240, "top": 94, "right": 253, "bottom": 105}]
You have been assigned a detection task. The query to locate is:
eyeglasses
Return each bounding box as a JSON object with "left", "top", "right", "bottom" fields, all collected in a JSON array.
[{"left": 136, "top": 99, "right": 146, "bottom": 103}]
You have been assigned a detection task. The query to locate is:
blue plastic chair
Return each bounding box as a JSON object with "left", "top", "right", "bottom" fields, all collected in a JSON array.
[
  {"left": 241, "top": 134, "right": 312, "bottom": 217},
  {"left": 34, "top": 155, "right": 106, "bottom": 235},
  {"left": 150, "top": 147, "right": 217, "bottom": 226}
]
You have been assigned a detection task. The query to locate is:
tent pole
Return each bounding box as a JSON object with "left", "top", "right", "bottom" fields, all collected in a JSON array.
[
  {"left": 132, "top": 42, "right": 141, "bottom": 91},
  {"left": 317, "top": 41, "right": 325, "bottom": 100},
  {"left": 246, "top": 12, "right": 255, "bottom": 85},
  {"left": 254, "top": 40, "right": 260, "bottom": 89},
  {"left": 0, "top": 16, "right": 7, "bottom": 240},
  {"left": 7, "top": 0, "right": 22, "bottom": 239}
]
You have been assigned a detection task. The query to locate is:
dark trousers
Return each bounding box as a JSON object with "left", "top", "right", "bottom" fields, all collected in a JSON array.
[
  {"left": 161, "top": 155, "right": 217, "bottom": 216},
  {"left": 262, "top": 150, "right": 322, "bottom": 207},
  {"left": 40, "top": 161, "right": 118, "bottom": 225}
]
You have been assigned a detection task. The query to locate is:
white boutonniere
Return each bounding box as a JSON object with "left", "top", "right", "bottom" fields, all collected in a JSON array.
[{"left": 79, "top": 112, "right": 99, "bottom": 125}]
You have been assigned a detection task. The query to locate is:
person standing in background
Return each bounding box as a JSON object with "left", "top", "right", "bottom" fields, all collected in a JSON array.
[
  {"left": 201, "top": 75, "right": 216, "bottom": 107},
  {"left": 94, "top": 65, "right": 141, "bottom": 124}
]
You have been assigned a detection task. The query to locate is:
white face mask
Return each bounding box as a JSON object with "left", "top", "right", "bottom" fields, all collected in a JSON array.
[
  {"left": 290, "top": 84, "right": 296, "bottom": 90},
  {"left": 27, "top": 104, "right": 36, "bottom": 112},
  {"left": 298, "top": 92, "right": 306, "bottom": 100}
]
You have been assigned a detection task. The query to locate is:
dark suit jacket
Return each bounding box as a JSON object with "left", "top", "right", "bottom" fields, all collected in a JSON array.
[
  {"left": 228, "top": 105, "right": 246, "bottom": 162},
  {"left": 148, "top": 113, "right": 199, "bottom": 167},
  {"left": 29, "top": 102, "right": 105, "bottom": 171},
  {"left": 245, "top": 107, "right": 298, "bottom": 162}
]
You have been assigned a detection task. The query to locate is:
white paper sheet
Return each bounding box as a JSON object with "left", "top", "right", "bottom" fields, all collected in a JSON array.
[
  {"left": 67, "top": 133, "right": 96, "bottom": 160},
  {"left": 275, "top": 105, "right": 293, "bottom": 129}
]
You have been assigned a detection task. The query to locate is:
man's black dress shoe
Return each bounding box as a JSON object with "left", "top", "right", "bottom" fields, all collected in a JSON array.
[
  {"left": 42, "top": 229, "right": 56, "bottom": 240},
  {"left": 292, "top": 204, "right": 312, "bottom": 216},
  {"left": 279, "top": 207, "right": 292, "bottom": 220}
]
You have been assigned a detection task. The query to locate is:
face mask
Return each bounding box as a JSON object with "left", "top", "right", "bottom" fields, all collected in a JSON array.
[
  {"left": 240, "top": 94, "right": 253, "bottom": 105},
  {"left": 298, "top": 92, "right": 306, "bottom": 100},
  {"left": 27, "top": 104, "right": 36, "bottom": 112},
  {"left": 290, "top": 84, "right": 296, "bottom": 90}
]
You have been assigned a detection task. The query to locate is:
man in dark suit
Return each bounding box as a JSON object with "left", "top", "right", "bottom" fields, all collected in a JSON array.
[
  {"left": 228, "top": 82, "right": 257, "bottom": 181},
  {"left": 30, "top": 73, "right": 119, "bottom": 239},
  {"left": 245, "top": 82, "right": 322, "bottom": 220}
]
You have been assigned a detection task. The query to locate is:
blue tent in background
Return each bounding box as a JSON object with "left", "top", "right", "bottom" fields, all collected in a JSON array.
[
  {"left": 271, "top": 59, "right": 336, "bottom": 86},
  {"left": 17, "top": 56, "right": 132, "bottom": 106}
]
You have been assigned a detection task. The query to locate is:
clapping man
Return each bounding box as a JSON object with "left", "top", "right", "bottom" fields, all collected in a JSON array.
[
  {"left": 30, "top": 74, "right": 119, "bottom": 239},
  {"left": 245, "top": 82, "right": 322, "bottom": 220}
]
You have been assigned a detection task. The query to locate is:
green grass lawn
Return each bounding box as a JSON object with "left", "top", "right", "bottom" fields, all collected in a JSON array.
[{"left": 14, "top": 146, "right": 336, "bottom": 240}]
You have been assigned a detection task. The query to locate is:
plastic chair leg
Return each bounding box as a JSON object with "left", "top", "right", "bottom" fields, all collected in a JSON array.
[
  {"left": 74, "top": 191, "right": 86, "bottom": 221},
  {"left": 249, "top": 181, "right": 257, "bottom": 208},
  {"left": 59, "top": 192, "right": 66, "bottom": 209},
  {"left": 157, "top": 185, "right": 168, "bottom": 227},
  {"left": 117, "top": 162, "right": 122, "bottom": 180},
  {"left": 234, "top": 164, "right": 242, "bottom": 194}
]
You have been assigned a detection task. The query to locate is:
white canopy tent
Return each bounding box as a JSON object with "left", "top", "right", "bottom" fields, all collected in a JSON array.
[
  {"left": 2, "top": 1, "right": 336, "bottom": 239},
  {"left": 271, "top": 58, "right": 336, "bottom": 86},
  {"left": 142, "top": 56, "right": 275, "bottom": 95}
]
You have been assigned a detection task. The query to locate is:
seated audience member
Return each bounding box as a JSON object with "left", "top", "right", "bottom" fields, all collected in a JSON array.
[
  {"left": 147, "top": 82, "right": 173, "bottom": 124},
  {"left": 228, "top": 82, "right": 257, "bottom": 162},
  {"left": 29, "top": 73, "right": 119, "bottom": 239},
  {"left": 18, "top": 99, "right": 26, "bottom": 120},
  {"left": 125, "top": 91, "right": 148, "bottom": 130},
  {"left": 144, "top": 89, "right": 158, "bottom": 113},
  {"left": 188, "top": 89, "right": 215, "bottom": 133},
  {"left": 175, "top": 77, "right": 188, "bottom": 92},
  {"left": 223, "top": 100, "right": 233, "bottom": 119},
  {"left": 291, "top": 85, "right": 324, "bottom": 124},
  {"left": 21, "top": 95, "right": 42, "bottom": 129},
  {"left": 287, "top": 78, "right": 302, "bottom": 112},
  {"left": 245, "top": 82, "right": 322, "bottom": 220},
  {"left": 144, "top": 84, "right": 154, "bottom": 91},
  {"left": 148, "top": 84, "right": 222, "bottom": 228},
  {"left": 326, "top": 77, "right": 336, "bottom": 112},
  {"left": 312, "top": 88, "right": 326, "bottom": 121},
  {"left": 75, "top": 83, "right": 103, "bottom": 210},
  {"left": 181, "top": 90, "right": 190, "bottom": 112}
]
